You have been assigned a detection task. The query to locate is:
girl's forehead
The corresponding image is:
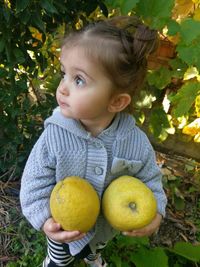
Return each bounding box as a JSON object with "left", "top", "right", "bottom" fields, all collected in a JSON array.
[
  {"left": 60, "top": 45, "right": 100, "bottom": 69},
  {"left": 61, "top": 45, "right": 87, "bottom": 60}
]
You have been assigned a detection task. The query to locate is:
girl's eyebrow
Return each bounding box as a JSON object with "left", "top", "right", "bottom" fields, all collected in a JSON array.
[
  {"left": 60, "top": 60, "right": 94, "bottom": 81},
  {"left": 74, "top": 67, "right": 94, "bottom": 81}
]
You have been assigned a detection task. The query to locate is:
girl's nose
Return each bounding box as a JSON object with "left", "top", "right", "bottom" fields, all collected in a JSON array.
[{"left": 60, "top": 80, "right": 69, "bottom": 96}]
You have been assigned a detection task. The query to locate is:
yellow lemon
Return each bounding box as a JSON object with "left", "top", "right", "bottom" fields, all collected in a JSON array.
[
  {"left": 102, "top": 176, "right": 157, "bottom": 231},
  {"left": 50, "top": 176, "right": 100, "bottom": 232}
]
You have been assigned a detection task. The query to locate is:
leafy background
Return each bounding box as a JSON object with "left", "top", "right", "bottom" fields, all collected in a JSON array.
[{"left": 0, "top": 0, "right": 200, "bottom": 266}]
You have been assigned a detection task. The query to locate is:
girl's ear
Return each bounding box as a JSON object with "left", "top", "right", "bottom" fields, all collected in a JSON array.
[{"left": 108, "top": 93, "right": 131, "bottom": 113}]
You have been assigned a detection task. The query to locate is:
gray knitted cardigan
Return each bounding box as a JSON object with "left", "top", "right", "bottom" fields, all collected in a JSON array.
[{"left": 20, "top": 109, "right": 167, "bottom": 255}]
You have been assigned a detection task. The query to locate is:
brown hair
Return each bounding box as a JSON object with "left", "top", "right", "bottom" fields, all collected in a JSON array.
[{"left": 62, "top": 16, "right": 158, "bottom": 113}]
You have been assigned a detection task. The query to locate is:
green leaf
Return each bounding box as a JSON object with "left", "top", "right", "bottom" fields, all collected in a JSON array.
[
  {"left": 40, "top": 0, "right": 58, "bottom": 14},
  {"left": 16, "top": 0, "right": 31, "bottom": 13},
  {"left": 131, "top": 247, "right": 168, "bottom": 267},
  {"left": 19, "top": 9, "right": 31, "bottom": 24},
  {"left": 149, "top": 107, "right": 171, "bottom": 139},
  {"left": 176, "top": 42, "right": 200, "bottom": 69},
  {"left": 180, "top": 19, "right": 200, "bottom": 45},
  {"left": 169, "top": 82, "right": 200, "bottom": 117},
  {"left": 120, "top": 0, "right": 139, "bottom": 14},
  {"left": 110, "top": 254, "right": 122, "bottom": 267},
  {"left": 136, "top": 0, "right": 175, "bottom": 29},
  {"left": 147, "top": 67, "right": 172, "bottom": 89},
  {"left": 168, "top": 242, "right": 200, "bottom": 262},
  {"left": 117, "top": 235, "right": 149, "bottom": 246},
  {"left": 0, "top": 38, "right": 5, "bottom": 53},
  {"left": 13, "top": 48, "right": 25, "bottom": 63},
  {"left": 31, "top": 11, "right": 45, "bottom": 32},
  {"left": 104, "top": 0, "right": 121, "bottom": 9},
  {"left": 167, "top": 19, "right": 181, "bottom": 35},
  {"left": 169, "top": 58, "right": 187, "bottom": 79},
  {"left": 104, "top": 0, "right": 138, "bottom": 14}
]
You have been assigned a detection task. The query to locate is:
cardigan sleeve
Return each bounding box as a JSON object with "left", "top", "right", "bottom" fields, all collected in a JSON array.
[
  {"left": 20, "top": 129, "right": 56, "bottom": 230},
  {"left": 134, "top": 132, "right": 167, "bottom": 217}
]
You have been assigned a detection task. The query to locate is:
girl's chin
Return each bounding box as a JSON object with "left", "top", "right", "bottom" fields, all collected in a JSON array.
[{"left": 60, "top": 109, "right": 75, "bottom": 119}]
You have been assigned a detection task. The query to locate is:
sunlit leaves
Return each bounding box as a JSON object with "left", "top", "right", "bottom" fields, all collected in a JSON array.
[
  {"left": 183, "top": 66, "right": 199, "bottom": 80},
  {"left": 195, "top": 95, "right": 200, "bottom": 117},
  {"left": 179, "top": 18, "right": 200, "bottom": 44},
  {"left": 147, "top": 67, "right": 172, "bottom": 90},
  {"left": 176, "top": 42, "right": 200, "bottom": 69},
  {"left": 172, "top": 0, "right": 194, "bottom": 21},
  {"left": 136, "top": 0, "right": 175, "bottom": 29},
  {"left": 105, "top": 0, "right": 139, "bottom": 14},
  {"left": 120, "top": 0, "right": 139, "bottom": 14},
  {"left": 182, "top": 118, "right": 200, "bottom": 142},
  {"left": 169, "top": 82, "right": 200, "bottom": 117},
  {"left": 193, "top": 7, "right": 200, "bottom": 21}
]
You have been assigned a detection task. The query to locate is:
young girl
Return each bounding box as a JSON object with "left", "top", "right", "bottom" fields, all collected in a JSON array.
[{"left": 20, "top": 16, "right": 167, "bottom": 267}]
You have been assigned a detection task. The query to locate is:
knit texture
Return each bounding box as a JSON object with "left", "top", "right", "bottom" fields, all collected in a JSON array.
[{"left": 20, "top": 109, "right": 167, "bottom": 255}]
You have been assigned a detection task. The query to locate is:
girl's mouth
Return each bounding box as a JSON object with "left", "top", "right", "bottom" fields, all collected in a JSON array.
[{"left": 58, "top": 98, "right": 69, "bottom": 108}]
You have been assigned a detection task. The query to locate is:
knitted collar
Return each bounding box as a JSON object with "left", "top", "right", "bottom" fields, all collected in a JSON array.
[{"left": 44, "top": 107, "right": 135, "bottom": 140}]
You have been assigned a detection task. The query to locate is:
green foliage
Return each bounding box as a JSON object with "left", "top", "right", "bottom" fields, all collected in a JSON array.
[
  {"left": 105, "top": 0, "right": 139, "bottom": 15},
  {"left": 1, "top": 0, "right": 200, "bottom": 181},
  {"left": 149, "top": 107, "right": 171, "bottom": 140},
  {"left": 168, "top": 242, "right": 200, "bottom": 262},
  {"left": 147, "top": 67, "right": 173, "bottom": 90},
  {"left": 169, "top": 82, "right": 200, "bottom": 117},
  {"left": 131, "top": 247, "right": 168, "bottom": 267},
  {"left": 136, "top": 0, "right": 175, "bottom": 29},
  {"left": 2, "top": 216, "right": 46, "bottom": 267},
  {"left": 102, "top": 235, "right": 200, "bottom": 267},
  {"left": 108, "top": 0, "right": 200, "bottom": 143},
  {"left": 0, "top": 0, "right": 107, "bottom": 181}
]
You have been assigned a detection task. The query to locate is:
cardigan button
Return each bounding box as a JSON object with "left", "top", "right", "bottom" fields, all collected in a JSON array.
[
  {"left": 95, "top": 142, "right": 103, "bottom": 148},
  {"left": 94, "top": 166, "right": 103, "bottom": 175}
]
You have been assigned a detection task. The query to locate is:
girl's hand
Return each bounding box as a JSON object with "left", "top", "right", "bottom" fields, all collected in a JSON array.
[
  {"left": 42, "top": 217, "right": 86, "bottom": 243},
  {"left": 122, "top": 213, "right": 162, "bottom": 237}
]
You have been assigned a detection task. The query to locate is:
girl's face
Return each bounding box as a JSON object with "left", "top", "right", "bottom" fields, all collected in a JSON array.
[{"left": 56, "top": 46, "right": 115, "bottom": 124}]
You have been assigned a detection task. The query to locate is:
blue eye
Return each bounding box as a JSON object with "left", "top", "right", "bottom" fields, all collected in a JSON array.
[{"left": 75, "top": 76, "right": 85, "bottom": 87}]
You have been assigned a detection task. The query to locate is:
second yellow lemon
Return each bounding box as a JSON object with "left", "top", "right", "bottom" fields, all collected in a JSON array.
[{"left": 102, "top": 175, "right": 157, "bottom": 231}]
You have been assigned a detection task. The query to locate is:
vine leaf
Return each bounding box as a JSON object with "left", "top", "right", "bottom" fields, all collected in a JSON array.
[
  {"left": 176, "top": 42, "right": 200, "bottom": 69},
  {"left": 104, "top": 0, "right": 139, "bottom": 14},
  {"left": 147, "top": 67, "right": 172, "bottom": 90},
  {"left": 131, "top": 247, "right": 168, "bottom": 267},
  {"left": 136, "top": 0, "right": 174, "bottom": 29},
  {"left": 168, "top": 242, "right": 200, "bottom": 262},
  {"left": 149, "top": 107, "right": 171, "bottom": 141},
  {"left": 169, "top": 82, "right": 200, "bottom": 117},
  {"left": 120, "top": 0, "right": 139, "bottom": 14},
  {"left": 179, "top": 18, "right": 200, "bottom": 44}
]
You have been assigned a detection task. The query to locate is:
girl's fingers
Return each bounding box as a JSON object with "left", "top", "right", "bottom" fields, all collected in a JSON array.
[{"left": 48, "top": 230, "right": 85, "bottom": 243}]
